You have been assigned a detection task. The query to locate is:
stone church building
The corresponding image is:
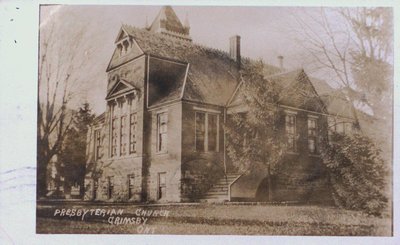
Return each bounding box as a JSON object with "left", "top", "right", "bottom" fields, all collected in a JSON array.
[{"left": 84, "top": 6, "right": 354, "bottom": 203}]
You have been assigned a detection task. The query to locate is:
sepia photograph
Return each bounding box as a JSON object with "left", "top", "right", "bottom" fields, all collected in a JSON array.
[{"left": 33, "top": 3, "right": 394, "bottom": 237}]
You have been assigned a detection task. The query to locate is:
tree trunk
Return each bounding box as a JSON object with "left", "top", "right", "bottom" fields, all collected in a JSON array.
[{"left": 36, "top": 156, "right": 48, "bottom": 198}]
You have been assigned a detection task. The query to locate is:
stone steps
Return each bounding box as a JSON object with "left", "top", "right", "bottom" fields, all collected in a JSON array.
[{"left": 200, "top": 173, "right": 241, "bottom": 202}]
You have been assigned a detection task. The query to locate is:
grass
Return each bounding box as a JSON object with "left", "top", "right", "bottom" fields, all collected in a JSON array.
[{"left": 36, "top": 203, "right": 392, "bottom": 236}]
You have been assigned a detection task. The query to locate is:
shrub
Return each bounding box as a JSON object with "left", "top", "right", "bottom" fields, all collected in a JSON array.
[{"left": 322, "top": 132, "right": 388, "bottom": 216}]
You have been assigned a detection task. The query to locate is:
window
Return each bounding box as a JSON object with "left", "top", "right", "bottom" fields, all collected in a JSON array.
[
  {"left": 308, "top": 118, "right": 318, "bottom": 154},
  {"left": 120, "top": 116, "right": 127, "bottom": 155},
  {"left": 285, "top": 114, "right": 296, "bottom": 152},
  {"left": 195, "top": 112, "right": 205, "bottom": 151},
  {"left": 94, "top": 129, "right": 102, "bottom": 160},
  {"left": 208, "top": 114, "right": 218, "bottom": 152},
  {"left": 93, "top": 179, "right": 98, "bottom": 200},
  {"left": 107, "top": 176, "right": 114, "bottom": 199},
  {"left": 158, "top": 172, "right": 166, "bottom": 200},
  {"left": 117, "top": 43, "right": 123, "bottom": 56},
  {"left": 129, "top": 113, "right": 137, "bottom": 154},
  {"left": 128, "top": 174, "right": 135, "bottom": 199},
  {"left": 111, "top": 118, "right": 118, "bottom": 157},
  {"left": 157, "top": 112, "right": 168, "bottom": 152},
  {"left": 195, "top": 111, "right": 219, "bottom": 152},
  {"left": 328, "top": 117, "right": 353, "bottom": 143}
]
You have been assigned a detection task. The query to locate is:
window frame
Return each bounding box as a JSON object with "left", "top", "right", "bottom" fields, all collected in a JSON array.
[
  {"left": 156, "top": 112, "right": 168, "bottom": 153},
  {"left": 194, "top": 111, "right": 219, "bottom": 152},
  {"left": 129, "top": 112, "right": 137, "bottom": 154},
  {"left": 285, "top": 113, "right": 297, "bottom": 152},
  {"left": 157, "top": 172, "right": 167, "bottom": 200},
  {"left": 107, "top": 176, "right": 114, "bottom": 199},
  {"left": 120, "top": 115, "right": 127, "bottom": 156},
  {"left": 128, "top": 174, "right": 135, "bottom": 199},
  {"left": 307, "top": 116, "right": 318, "bottom": 154},
  {"left": 111, "top": 117, "right": 118, "bottom": 157},
  {"left": 94, "top": 128, "right": 102, "bottom": 161}
]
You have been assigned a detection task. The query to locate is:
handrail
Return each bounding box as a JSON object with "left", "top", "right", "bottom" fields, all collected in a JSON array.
[{"left": 228, "top": 174, "right": 243, "bottom": 202}]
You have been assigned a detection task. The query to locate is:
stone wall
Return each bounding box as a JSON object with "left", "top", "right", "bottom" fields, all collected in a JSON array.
[
  {"left": 85, "top": 56, "right": 146, "bottom": 202},
  {"left": 180, "top": 102, "right": 226, "bottom": 201},
  {"left": 230, "top": 109, "right": 332, "bottom": 204},
  {"left": 144, "top": 102, "right": 182, "bottom": 202}
]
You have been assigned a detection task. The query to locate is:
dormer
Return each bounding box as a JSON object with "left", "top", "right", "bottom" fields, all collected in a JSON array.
[
  {"left": 106, "top": 26, "right": 144, "bottom": 72},
  {"left": 115, "top": 29, "right": 134, "bottom": 57}
]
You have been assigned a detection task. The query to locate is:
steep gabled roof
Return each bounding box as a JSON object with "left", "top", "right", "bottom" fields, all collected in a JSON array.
[
  {"left": 121, "top": 25, "right": 282, "bottom": 106},
  {"left": 264, "top": 69, "right": 327, "bottom": 113},
  {"left": 111, "top": 24, "right": 352, "bottom": 118}
]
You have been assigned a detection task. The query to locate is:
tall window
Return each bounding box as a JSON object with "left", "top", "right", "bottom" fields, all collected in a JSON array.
[
  {"left": 208, "top": 114, "right": 218, "bottom": 152},
  {"left": 107, "top": 176, "right": 114, "bottom": 199},
  {"left": 285, "top": 114, "right": 296, "bottom": 152},
  {"left": 128, "top": 174, "right": 135, "bottom": 199},
  {"left": 308, "top": 118, "right": 317, "bottom": 154},
  {"left": 158, "top": 172, "right": 166, "bottom": 200},
  {"left": 93, "top": 179, "right": 98, "bottom": 200},
  {"left": 111, "top": 118, "right": 118, "bottom": 157},
  {"left": 129, "top": 113, "right": 137, "bottom": 154},
  {"left": 94, "top": 129, "right": 102, "bottom": 160},
  {"left": 120, "top": 115, "right": 127, "bottom": 155},
  {"left": 195, "top": 111, "right": 219, "bottom": 152},
  {"left": 157, "top": 112, "right": 168, "bottom": 152},
  {"left": 195, "top": 112, "right": 206, "bottom": 151}
]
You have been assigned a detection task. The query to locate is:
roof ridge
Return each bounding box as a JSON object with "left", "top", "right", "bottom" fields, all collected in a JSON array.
[{"left": 122, "top": 24, "right": 281, "bottom": 73}]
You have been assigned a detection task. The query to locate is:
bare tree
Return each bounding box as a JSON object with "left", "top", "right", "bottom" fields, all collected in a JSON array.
[
  {"left": 289, "top": 8, "right": 365, "bottom": 131},
  {"left": 37, "top": 18, "right": 93, "bottom": 198},
  {"left": 290, "top": 7, "right": 392, "bottom": 133}
]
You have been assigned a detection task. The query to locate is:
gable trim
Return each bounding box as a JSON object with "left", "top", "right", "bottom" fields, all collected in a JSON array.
[
  {"left": 106, "top": 79, "right": 138, "bottom": 100},
  {"left": 114, "top": 27, "right": 131, "bottom": 44},
  {"left": 180, "top": 63, "right": 190, "bottom": 100},
  {"left": 106, "top": 54, "right": 145, "bottom": 73},
  {"left": 297, "top": 70, "right": 328, "bottom": 114},
  {"left": 226, "top": 80, "right": 243, "bottom": 107}
]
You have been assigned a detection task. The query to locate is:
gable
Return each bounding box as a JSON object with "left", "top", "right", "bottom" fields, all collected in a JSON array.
[
  {"left": 115, "top": 28, "right": 129, "bottom": 43},
  {"left": 106, "top": 79, "right": 137, "bottom": 100},
  {"left": 227, "top": 81, "right": 244, "bottom": 107},
  {"left": 106, "top": 27, "right": 144, "bottom": 72},
  {"left": 266, "top": 70, "right": 326, "bottom": 113},
  {"left": 227, "top": 69, "right": 327, "bottom": 114}
]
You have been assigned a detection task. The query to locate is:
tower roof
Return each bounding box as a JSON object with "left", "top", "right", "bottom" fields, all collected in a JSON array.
[{"left": 148, "top": 6, "right": 191, "bottom": 40}]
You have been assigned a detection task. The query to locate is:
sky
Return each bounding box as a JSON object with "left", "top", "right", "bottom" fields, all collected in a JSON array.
[{"left": 38, "top": 5, "right": 359, "bottom": 114}]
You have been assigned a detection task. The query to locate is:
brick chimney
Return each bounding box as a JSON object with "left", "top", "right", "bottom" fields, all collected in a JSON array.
[
  {"left": 277, "top": 55, "right": 284, "bottom": 70},
  {"left": 229, "top": 35, "right": 241, "bottom": 67}
]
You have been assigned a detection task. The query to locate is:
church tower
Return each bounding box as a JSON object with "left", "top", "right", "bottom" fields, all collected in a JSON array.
[{"left": 147, "top": 6, "right": 192, "bottom": 41}]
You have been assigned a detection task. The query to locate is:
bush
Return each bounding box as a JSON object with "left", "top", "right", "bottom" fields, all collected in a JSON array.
[{"left": 322, "top": 132, "right": 388, "bottom": 216}]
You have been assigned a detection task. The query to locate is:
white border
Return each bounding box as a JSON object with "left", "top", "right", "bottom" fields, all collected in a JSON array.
[{"left": 0, "top": 1, "right": 398, "bottom": 244}]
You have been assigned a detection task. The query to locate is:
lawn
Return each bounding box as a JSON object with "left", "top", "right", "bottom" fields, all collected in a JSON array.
[{"left": 36, "top": 202, "right": 392, "bottom": 236}]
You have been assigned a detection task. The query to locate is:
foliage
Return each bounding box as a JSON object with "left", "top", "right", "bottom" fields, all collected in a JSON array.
[
  {"left": 322, "top": 132, "right": 388, "bottom": 216},
  {"left": 37, "top": 17, "right": 94, "bottom": 197},
  {"left": 225, "top": 60, "right": 287, "bottom": 200},
  {"left": 59, "top": 103, "right": 95, "bottom": 196},
  {"left": 341, "top": 7, "right": 393, "bottom": 116}
]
